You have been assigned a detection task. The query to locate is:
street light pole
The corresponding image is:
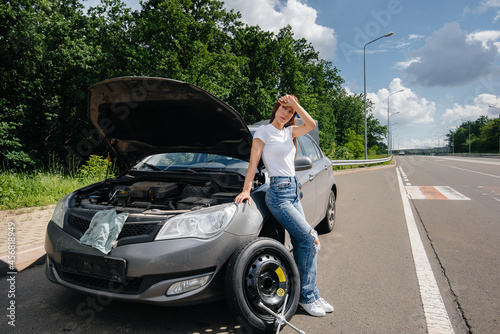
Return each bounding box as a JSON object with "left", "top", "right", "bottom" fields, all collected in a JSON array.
[
  {"left": 390, "top": 121, "right": 399, "bottom": 155},
  {"left": 364, "top": 32, "right": 393, "bottom": 160},
  {"left": 387, "top": 89, "right": 403, "bottom": 156}
]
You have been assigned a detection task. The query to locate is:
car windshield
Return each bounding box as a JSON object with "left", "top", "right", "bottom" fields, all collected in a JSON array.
[{"left": 134, "top": 152, "right": 250, "bottom": 174}]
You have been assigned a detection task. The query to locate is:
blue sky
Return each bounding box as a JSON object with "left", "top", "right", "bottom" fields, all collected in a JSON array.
[{"left": 86, "top": 0, "right": 500, "bottom": 149}]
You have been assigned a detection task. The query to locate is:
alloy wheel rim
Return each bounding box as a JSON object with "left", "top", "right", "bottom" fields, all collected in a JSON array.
[{"left": 328, "top": 193, "right": 335, "bottom": 227}]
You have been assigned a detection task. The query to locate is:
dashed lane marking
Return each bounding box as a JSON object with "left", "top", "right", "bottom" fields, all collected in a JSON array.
[
  {"left": 396, "top": 168, "right": 455, "bottom": 334},
  {"left": 443, "top": 164, "right": 500, "bottom": 179}
]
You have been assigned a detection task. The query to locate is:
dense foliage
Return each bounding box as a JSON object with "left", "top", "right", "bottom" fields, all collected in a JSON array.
[
  {"left": 446, "top": 116, "right": 500, "bottom": 153},
  {"left": 1, "top": 0, "right": 386, "bottom": 171}
]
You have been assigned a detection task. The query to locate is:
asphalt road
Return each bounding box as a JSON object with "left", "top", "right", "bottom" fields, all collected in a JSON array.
[
  {"left": 1, "top": 156, "right": 498, "bottom": 333},
  {"left": 395, "top": 155, "right": 500, "bottom": 334}
]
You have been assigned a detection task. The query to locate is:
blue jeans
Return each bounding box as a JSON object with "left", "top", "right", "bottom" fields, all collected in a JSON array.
[{"left": 265, "top": 176, "right": 320, "bottom": 304}]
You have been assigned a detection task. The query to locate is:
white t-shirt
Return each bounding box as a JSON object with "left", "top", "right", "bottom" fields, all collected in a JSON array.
[{"left": 254, "top": 124, "right": 296, "bottom": 177}]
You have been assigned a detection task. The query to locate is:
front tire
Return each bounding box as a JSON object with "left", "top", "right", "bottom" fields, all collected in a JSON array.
[{"left": 225, "top": 238, "right": 300, "bottom": 333}]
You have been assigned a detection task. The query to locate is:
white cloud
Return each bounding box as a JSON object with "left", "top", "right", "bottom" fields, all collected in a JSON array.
[
  {"left": 403, "top": 23, "right": 499, "bottom": 87},
  {"left": 393, "top": 34, "right": 424, "bottom": 50},
  {"left": 467, "top": 30, "right": 500, "bottom": 52},
  {"left": 409, "top": 34, "right": 424, "bottom": 40},
  {"left": 464, "top": 0, "right": 500, "bottom": 19},
  {"left": 470, "top": 0, "right": 500, "bottom": 14},
  {"left": 223, "top": 0, "right": 336, "bottom": 59},
  {"left": 441, "top": 93, "right": 500, "bottom": 123},
  {"left": 369, "top": 78, "right": 436, "bottom": 126},
  {"left": 395, "top": 57, "right": 420, "bottom": 70}
]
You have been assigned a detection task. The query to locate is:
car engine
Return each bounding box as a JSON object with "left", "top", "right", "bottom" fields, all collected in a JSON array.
[{"left": 72, "top": 178, "right": 240, "bottom": 213}]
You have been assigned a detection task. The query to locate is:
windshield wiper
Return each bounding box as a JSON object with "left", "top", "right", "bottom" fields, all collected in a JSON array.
[{"left": 144, "top": 163, "right": 162, "bottom": 171}]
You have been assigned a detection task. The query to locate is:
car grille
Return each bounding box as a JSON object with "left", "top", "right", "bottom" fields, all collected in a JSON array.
[
  {"left": 67, "top": 214, "right": 159, "bottom": 239},
  {"left": 60, "top": 271, "right": 143, "bottom": 294}
]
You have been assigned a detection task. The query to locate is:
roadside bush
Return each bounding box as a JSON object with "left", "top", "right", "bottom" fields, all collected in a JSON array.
[
  {"left": 77, "top": 155, "right": 114, "bottom": 180},
  {"left": 325, "top": 143, "right": 354, "bottom": 161}
]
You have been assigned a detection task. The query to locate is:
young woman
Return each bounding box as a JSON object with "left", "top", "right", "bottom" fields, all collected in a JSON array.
[{"left": 235, "top": 95, "right": 333, "bottom": 317}]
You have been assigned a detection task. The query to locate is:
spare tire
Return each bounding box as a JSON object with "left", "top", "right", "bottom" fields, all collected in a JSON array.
[{"left": 225, "top": 238, "right": 300, "bottom": 333}]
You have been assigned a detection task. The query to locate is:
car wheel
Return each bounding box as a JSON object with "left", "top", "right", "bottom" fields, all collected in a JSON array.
[
  {"left": 225, "top": 238, "right": 300, "bottom": 333},
  {"left": 318, "top": 190, "right": 336, "bottom": 233}
]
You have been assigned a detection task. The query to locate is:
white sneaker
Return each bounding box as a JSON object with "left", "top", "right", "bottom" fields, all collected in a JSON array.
[
  {"left": 299, "top": 300, "right": 326, "bottom": 317},
  {"left": 318, "top": 297, "right": 334, "bottom": 313}
]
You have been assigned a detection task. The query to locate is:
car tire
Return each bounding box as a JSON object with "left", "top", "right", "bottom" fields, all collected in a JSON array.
[
  {"left": 225, "top": 238, "right": 300, "bottom": 333},
  {"left": 317, "top": 190, "right": 336, "bottom": 233}
]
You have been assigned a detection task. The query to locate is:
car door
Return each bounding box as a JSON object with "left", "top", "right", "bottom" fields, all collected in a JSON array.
[
  {"left": 296, "top": 135, "right": 322, "bottom": 226},
  {"left": 309, "top": 141, "right": 333, "bottom": 225}
]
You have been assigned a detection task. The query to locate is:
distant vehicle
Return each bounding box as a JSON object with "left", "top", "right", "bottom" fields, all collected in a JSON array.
[{"left": 399, "top": 151, "right": 405, "bottom": 155}]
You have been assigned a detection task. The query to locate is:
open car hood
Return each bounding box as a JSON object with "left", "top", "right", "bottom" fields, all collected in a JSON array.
[{"left": 89, "top": 77, "right": 254, "bottom": 168}]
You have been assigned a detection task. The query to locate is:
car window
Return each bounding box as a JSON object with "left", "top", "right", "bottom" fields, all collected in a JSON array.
[
  {"left": 296, "top": 139, "right": 305, "bottom": 157},
  {"left": 147, "top": 153, "right": 195, "bottom": 165},
  {"left": 313, "top": 140, "right": 323, "bottom": 158},
  {"left": 298, "top": 136, "right": 320, "bottom": 162},
  {"left": 137, "top": 153, "right": 250, "bottom": 175}
]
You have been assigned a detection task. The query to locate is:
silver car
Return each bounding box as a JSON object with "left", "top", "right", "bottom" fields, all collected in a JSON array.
[{"left": 45, "top": 77, "right": 337, "bottom": 333}]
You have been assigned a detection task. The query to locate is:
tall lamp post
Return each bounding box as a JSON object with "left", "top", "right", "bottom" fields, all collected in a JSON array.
[
  {"left": 387, "top": 89, "right": 403, "bottom": 156},
  {"left": 364, "top": 32, "right": 394, "bottom": 160},
  {"left": 389, "top": 116, "right": 399, "bottom": 156}
]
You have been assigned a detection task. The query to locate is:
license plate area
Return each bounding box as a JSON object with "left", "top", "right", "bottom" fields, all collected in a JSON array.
[{"left": 61, "top": 252, "right": 126, "bottom": 282}]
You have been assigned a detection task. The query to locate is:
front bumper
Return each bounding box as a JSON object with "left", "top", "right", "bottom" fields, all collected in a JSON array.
[{"left": 45, "top": 220, "right": 255, "bottom": 306}]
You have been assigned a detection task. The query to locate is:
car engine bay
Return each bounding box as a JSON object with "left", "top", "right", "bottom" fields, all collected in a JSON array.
[{"left": 70, "top": 173, "right": 247, "bottom": 214}]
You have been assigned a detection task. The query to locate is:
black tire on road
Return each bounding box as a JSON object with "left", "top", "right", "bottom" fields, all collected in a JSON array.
[{"left": 225, "top": 238, "right": 300, "bottom": 333}]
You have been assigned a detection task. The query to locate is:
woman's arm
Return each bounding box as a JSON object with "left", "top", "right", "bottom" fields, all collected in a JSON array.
[{"left": 235, "top": 138, "right": 264, "bottom": 205}]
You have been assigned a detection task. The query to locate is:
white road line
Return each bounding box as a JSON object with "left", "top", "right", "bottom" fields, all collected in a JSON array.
[
  {"left": 406, "top": 186, "right": 426, "bottom": 200},
  {"left": 397, "top": 167, "right": 455, "bottom": 334},
  {"left": 434, "top": 186, "right": 471, "bottom": 200},
  {"left": 431, "top": 156, "right": 500, "bottom": 166},
  {"left": 443, "top": 164, "right": 500, "bottom": 179}
]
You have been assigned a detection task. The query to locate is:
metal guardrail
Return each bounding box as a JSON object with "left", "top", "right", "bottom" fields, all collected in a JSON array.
[{"left": 330, "top": 155, "right": 393, "bottom": 166}]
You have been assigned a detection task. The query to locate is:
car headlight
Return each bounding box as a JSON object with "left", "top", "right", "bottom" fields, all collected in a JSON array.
[
  {"left": 155, "top": 203, "right": 237, "bottom": 240},
  {"left": 51, "top": 194, "right": 70, "bottom": 228}
]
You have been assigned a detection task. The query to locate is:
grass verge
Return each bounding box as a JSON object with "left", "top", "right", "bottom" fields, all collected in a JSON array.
[
  {"left": 0, "top": 171, "right": 103, "bottom": 210},
  {"left": 1, "top": 155, "right": 116, "bottom": 210}
]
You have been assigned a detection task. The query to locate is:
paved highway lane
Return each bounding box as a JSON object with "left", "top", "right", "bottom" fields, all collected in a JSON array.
[{"left": 396, "top": 156, "right": 500, "bottom": 334}]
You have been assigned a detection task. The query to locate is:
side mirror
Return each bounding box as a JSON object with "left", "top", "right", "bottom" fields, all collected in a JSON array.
[{"left": 295, "top": 156, "right": 313, "bottom": 171}]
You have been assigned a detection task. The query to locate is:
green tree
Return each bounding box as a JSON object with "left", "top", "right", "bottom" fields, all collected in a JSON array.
[
  {"left": 0, "top": 0, "right": 95, "bottom": 168},
  {"left": 343, "top": 129, "right": 364, "bottom": 159},
  {"left": 332, "top": 91, "right": 365, "bottom": 146},
  {"left": 0, "top": 0, "right": 379, "bottom": 172},
  {"left": 477, "top": 117, "right": 500, "bottom": 152},
  {"left": 367, "top": 113, "right": 387, "bottom": 149}
]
